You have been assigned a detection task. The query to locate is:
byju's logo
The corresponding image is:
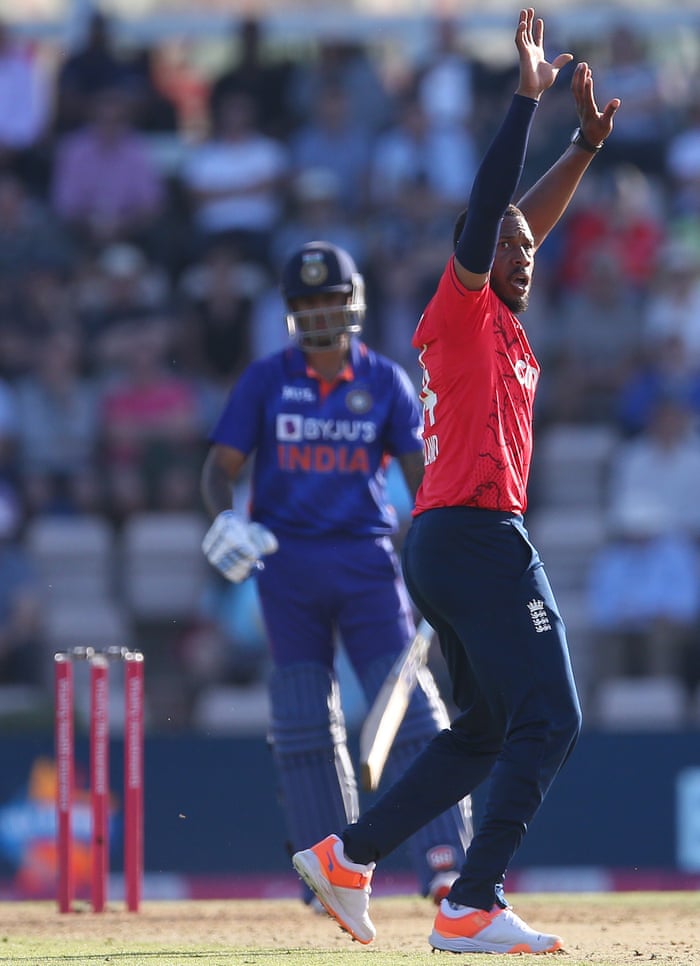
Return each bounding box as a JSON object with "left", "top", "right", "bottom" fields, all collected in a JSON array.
[{"left": 276, "top": 414, "right": 376, "bottom": 443}]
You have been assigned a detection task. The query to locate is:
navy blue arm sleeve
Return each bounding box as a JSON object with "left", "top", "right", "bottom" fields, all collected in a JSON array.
[{"left": 455, "top": 93, "right": 538, "bottom": 274}]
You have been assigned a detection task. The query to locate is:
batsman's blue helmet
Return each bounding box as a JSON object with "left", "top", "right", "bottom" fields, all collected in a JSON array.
[{"left": 280, "top": 241, "right": 365, "bottom": 350}]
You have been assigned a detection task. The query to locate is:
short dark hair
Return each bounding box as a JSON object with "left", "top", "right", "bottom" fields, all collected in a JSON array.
[{"left": 452, "top": 203, "right": 522, "bottom": 250}]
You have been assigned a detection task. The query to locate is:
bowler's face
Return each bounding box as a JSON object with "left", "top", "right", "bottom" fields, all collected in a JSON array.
[{"left": 490, "top": 212, "right": 535, "bottom": 314}]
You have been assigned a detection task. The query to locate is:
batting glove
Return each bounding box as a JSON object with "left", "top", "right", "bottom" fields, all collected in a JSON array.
[{"left": 202, "top": 511, "right": 278, "bottom": 583}]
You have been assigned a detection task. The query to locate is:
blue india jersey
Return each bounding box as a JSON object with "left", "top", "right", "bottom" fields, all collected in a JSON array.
[{"left": 209, "top": 339, "right": 422, "bottom": 536}]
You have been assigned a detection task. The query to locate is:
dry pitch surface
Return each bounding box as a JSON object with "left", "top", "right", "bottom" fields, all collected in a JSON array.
[{"left": 0, "top": 892, "right": 698, "bottom": 964}]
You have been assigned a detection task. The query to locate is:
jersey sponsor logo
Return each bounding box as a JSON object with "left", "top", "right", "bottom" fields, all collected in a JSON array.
[
  {"left": 282, "top": 385, "right": 316, "bottom": 402},
  {"left": 514, "top": 355, "right": 539, "bottom": 391},
  {"left": 345, "top": 388, "right": 372, "bottom": 414},
  {"left": 527, "top": 599, "right": 551, "bottom": 634},
  {"left": 276, "top": 413, "right": 377, "bottom": 443},
  {"left": 417, "top": 346, "right": 437, "bottom": 427},
  {"left": 423, "top": 434, "right": 439, "bottom": 465},
  {"left": 417, "top": 345, "right": 439, "bottom": 465}
]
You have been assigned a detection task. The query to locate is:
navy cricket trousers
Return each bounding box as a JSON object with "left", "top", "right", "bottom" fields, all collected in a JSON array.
[{"left": 343, "top": 506, "right": 582, "bottom": 910}]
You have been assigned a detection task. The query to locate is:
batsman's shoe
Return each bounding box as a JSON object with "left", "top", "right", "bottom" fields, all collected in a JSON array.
[
  {"left": 430, "top": 900, "right": 563, "bottom": 954},
  {"left": 292, "top": 834, "right": 376, "bottom": 944}
]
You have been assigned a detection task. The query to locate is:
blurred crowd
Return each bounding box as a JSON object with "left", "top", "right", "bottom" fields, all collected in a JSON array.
[{"left": 2, "top": 10, "right": 700, "bottom": 727}]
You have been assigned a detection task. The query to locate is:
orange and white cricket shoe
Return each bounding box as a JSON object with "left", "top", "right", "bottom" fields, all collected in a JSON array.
[
  {"left": 430, "top": 899, "right": 563, "bottom": 954},
  {"left": 292, "top": 834, "right": 376, "bottom": 944}
]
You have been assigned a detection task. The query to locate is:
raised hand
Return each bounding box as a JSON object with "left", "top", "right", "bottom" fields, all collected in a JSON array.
[
  {"left": 515, "top": 7, "right": 573, "bottom": 101},
  {"left": 572, "top": 61, "right": 621, "bottom": 149}
]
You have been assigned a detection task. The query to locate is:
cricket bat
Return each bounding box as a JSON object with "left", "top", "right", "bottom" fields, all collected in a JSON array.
[{"left": 360, "top": 618, "right": 434, "bottom": 792}]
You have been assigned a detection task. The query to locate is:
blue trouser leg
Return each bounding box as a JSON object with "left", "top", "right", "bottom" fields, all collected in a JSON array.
[{"left": 343, "top": 507, "right": 582, "bottom": 911}]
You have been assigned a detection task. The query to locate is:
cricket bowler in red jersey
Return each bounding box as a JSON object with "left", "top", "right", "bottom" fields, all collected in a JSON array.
[{"left": 292, "top": 8, "right": 620, "bottom": 954}]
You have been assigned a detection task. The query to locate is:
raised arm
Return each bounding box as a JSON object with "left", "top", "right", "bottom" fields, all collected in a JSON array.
[
  {"left": 518, "top": 61, "right": 621, "bottom": 249},
  {"left": 454, "top": 7, "right": 572, "bottom": 291}
]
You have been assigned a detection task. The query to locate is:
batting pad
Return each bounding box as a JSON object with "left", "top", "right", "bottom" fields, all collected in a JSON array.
[{"left": 269, "top": 663, "right": 359, "bottom": 860}]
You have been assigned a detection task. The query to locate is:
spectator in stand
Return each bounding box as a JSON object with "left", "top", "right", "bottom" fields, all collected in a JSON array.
[
  {"left": 269, "top": 167, "right": 367, "bottom": 274},
  {"left": 144, "top": 40, "right": 209, "bottom": 140},
  {"left": 53, "top": 11, "right": 131, "bottom": 134},
  {"left": 288, "top": 38, "right": 393, "bottom": 140},
  {"left": 541, "top": 242, "right": 644, "bottom": 423},
  {"left": 247, "top": 282, "right": 291, "bottom": 362},
  {"left": 18, "top": 260, "right": 80, "bottom": 337},
  {"left": 181, "top": 90, "right": 289, "bottom": 268},
  {"left": 176, "top": 242, "right": 270, "bottom": 398},
  {"left": 76, "top": 242, "right": 171, "bottom": 364},
  {"left": 587, "top": 497, "right": 700, "bottom": 692},
  {"left": 365, "top": 91, "right": 476, "bottom": 340},
  {"left": 0, "top": 173, "right": 75, "bottom": 278},
  {"left": 369, "top": 256, "right": 444, "bottom": 385},
  {"left": 665, "top": 100, "right": 700, "bottom": 220},
  {"left": 51, "top": 87, "right": 165, "bottom": 254},
  {"left": 0, "top": 254, "right": 77, "bottom": 386},
  {"left": 208, "top": 17, "right": 297, "bottom": 139},
  {"left": 607, "top": 391, "right": 700, "bottom": 538},
  {"left": 616, "top": 334, "right": 700, "bottom": 437},
  {"left": 0, "top": 482, "right": 45, "bottom": 689},
  {"left": 120, "top": 46, "right": 180, "bottom": 135},
  {"left": 0, "top": 20, "right": 50, "bottom": 190},
  {"left": 553, "top": 163, "right": 666, "bottom": 303},
  {"left": 97, "top": 315, "right": 206, "bottom": 520},
  {"left": 593, "top": 23, "right": 670, "bottom": 175},
  {"left": 14, "top": 328, "right": 102, "bottom": 515},
  {"left": 415, "top": 16, "right": 476, "bottom": 130},
  {"left": 641, "top": 240, "right": 700, "bottom": 366},
  {"left": 0, "top": 312, "right": 40, "bottom": 382},
  {"left": 0, "top": 375, "right": 17, "bottom": 483},
  {"left": 368, "top": 91, "right": 477, "bottom": 218},
  {"left": 288, "top": 83, "right": 372, "bottom": 216}
]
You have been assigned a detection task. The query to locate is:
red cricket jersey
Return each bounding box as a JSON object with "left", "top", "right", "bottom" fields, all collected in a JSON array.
[{"left": 412, "top": 258, "right": 539, "bottom": 515}]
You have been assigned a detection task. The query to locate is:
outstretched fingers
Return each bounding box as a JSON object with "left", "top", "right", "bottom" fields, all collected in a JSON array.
[
  {"left": 572, "top": 61, "right": 621, "bottom": 144},
  {"left": 517, "top": 8, "right": 540, "bottom": 52},
  {"left": 516, "top": 7, "right": 573, "bottom": 97}
]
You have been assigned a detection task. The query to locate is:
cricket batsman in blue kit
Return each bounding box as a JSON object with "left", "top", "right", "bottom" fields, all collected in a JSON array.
[{"left": 200, "top": 240, "right": 472, "bottom": 907}]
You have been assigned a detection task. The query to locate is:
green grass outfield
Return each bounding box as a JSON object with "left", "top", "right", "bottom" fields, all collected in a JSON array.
[{"left": 0, "top": 892, "right": 698, "bottom": 965}]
